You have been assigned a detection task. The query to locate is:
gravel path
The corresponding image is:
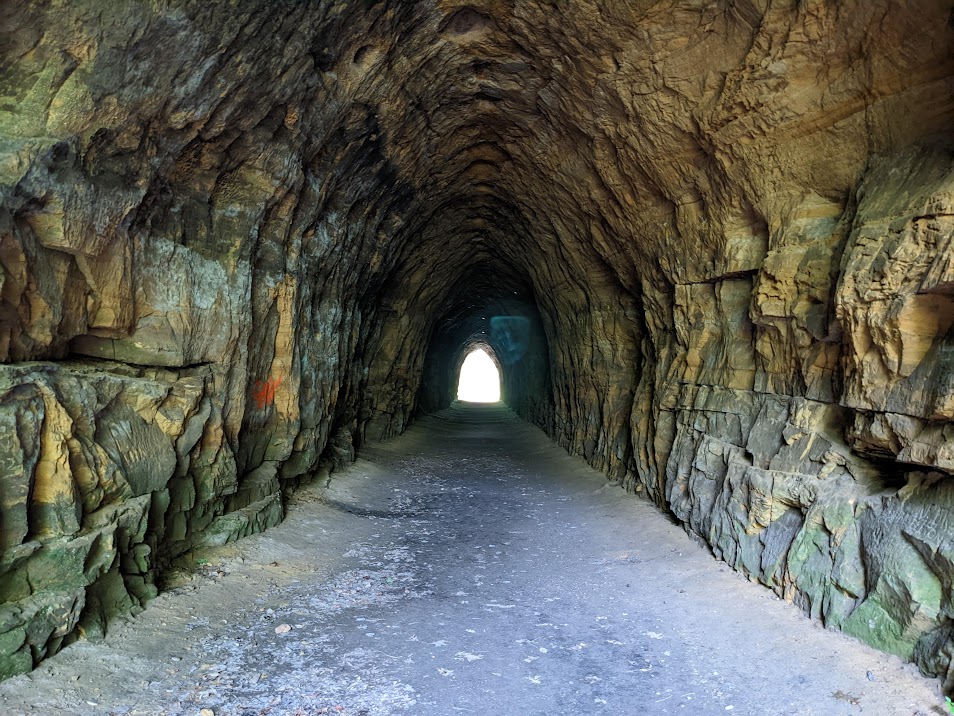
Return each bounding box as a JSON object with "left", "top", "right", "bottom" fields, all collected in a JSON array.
[{"left": 0, "top": 404, "right": 946, "bottom": 716}]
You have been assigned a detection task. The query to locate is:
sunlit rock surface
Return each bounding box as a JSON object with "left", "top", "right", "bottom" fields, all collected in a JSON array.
[{"left": 0, "top": 0, "right": 952, "bottom": 689}]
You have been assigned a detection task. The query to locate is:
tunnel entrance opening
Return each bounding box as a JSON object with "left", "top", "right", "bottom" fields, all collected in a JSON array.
[{"left": 456, "top": 348, "right": 501, "bottom": 402}]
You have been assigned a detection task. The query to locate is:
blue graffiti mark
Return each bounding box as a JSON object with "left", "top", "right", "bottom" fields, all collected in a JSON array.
[{"left": 489, "top": 316, "right": 530, "bottom": 364}]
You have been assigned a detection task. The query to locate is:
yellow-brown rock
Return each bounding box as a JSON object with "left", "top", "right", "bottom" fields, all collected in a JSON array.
[{"left": 0, "top": 0, "right": 952, "bottom": 691}]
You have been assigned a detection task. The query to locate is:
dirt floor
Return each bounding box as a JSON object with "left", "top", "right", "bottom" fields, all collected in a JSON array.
[{"left": 0, "top": 404, "right": 948, "bottom": 716}]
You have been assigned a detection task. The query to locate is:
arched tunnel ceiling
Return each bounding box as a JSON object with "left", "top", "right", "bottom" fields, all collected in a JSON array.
[{"left": 1, "top": 0, "right": 954, "bottom": 688}]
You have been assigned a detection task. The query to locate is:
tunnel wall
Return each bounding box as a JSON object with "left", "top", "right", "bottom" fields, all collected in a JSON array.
[
  {"left": 0, "top": 0, "right": 430, "bottom": 677},
  {"left": 496, "top": 302, "right": 553, "bottom": 427},
  {"left": 628, "top": 146, "right": 954, "bottom": 685},
  {"left": 1, "top": 0, "right": 952, "bottom": 691}
]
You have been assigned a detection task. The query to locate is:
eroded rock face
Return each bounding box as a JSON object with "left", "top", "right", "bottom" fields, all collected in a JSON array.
[{"left": 1, "top": 0, "right": 952, "bottom": 689}]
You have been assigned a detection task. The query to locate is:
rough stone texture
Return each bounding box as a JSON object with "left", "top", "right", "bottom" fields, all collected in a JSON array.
[{"left": 0, "top": 0, "right": 952, "bottom": 691}]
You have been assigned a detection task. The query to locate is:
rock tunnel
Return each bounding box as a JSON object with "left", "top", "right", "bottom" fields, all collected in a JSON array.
[{"left": 1, "top": 0, "right": 953, "bottom": 703}]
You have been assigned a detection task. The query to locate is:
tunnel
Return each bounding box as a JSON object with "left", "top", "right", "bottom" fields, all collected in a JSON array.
[{"left": 1, "top": 0, "right": 953, "bottom": 710}]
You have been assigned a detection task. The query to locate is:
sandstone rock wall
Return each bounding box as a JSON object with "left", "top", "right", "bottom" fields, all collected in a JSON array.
[
  {"left": 1, "top": 0, "right": 952, "bottom": 690},
  {"left": 1, "top": 0, "right": 423, "bottom": 674}
]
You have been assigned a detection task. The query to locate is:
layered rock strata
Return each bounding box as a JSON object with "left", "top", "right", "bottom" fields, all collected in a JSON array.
[{"left": 1, "top": 0, "right": 952, "bottom": 690}]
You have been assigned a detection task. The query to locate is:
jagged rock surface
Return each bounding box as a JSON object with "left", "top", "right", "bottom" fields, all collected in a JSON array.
[{"left": 0, "top": 0, "right": 952, "bottom": 690}]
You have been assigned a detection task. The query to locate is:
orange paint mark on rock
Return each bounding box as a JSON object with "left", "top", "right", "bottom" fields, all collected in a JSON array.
[{"left": 253, "top": 375, "right": 282, "bottom": 410}]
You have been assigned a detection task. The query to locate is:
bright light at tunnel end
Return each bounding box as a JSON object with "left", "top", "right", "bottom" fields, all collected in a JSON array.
[{"left": 457, "top": 349, "right": 501, "bottom": 403}]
